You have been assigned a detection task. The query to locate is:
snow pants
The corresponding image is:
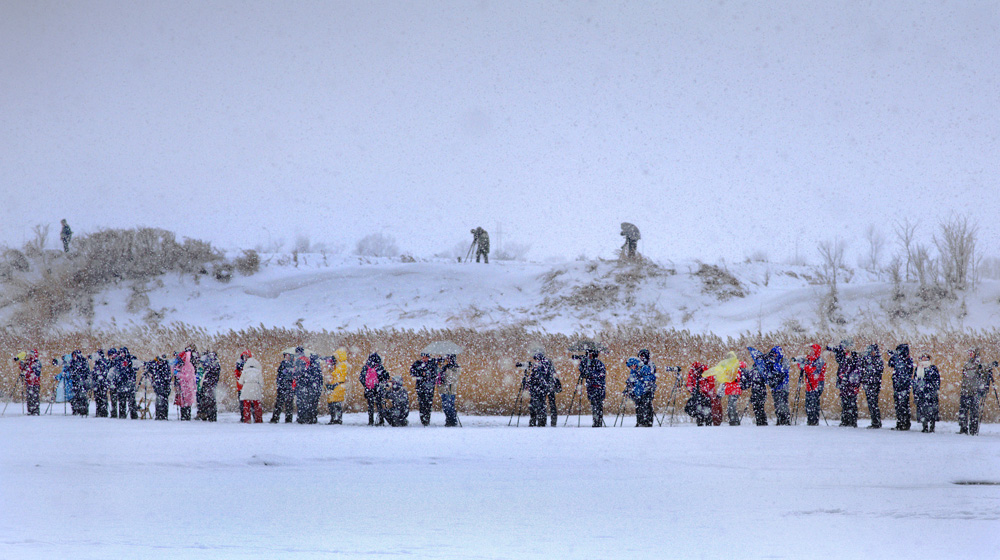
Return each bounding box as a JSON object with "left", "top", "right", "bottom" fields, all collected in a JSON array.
[
  {"left": 116, "top": 391, "right": 137, "bottom": 419},
  {"left": 93, "top": 387, "right": 109, "bottom": 417},
  {"left": 442, "top": 394, "right": 458, "bottom": 426},
  {"left": 750, "top": 386, "right": 767, "bottom": 425},
  {"left": 915, "top": 392, "right": 938, "bottom": 432},
  {"left": 726, "top": 394, "right": 741, "bottom": 426},
  {"left": 635, "top": 392, "right": 654, "bottom": 427},
  {"left": 587, "top": 388, "right": 605, "bottom": 427},
  {"left": 772, "top": 387, "right": 790, "bottom": 426},
  {"left": 476, "top": 247, "right": 488, "bottom": 263},
  {"left": 804, "top": 386, "right": 822, "bottom": 426},
  {"left": 958, "top": 394, "right": 981, "bottom": 435},
  {"left": 155, "top": 393, "right": 170, "bottom": 420},
  {"left": 839, "top": 393, "right": 858, "bottom": 427},
  {"left": 180, "top": 406, "right": 192, "bottom": 421},
  {"left": 863, "top": 383, "right": 882, "bottom": 428},
  {"left": 242, "top": 400, "right": 263, "bottom": 423},
  {"left": 26, "top": 384, "right": 40, "bottom": 415},
  {"left": 327, "top": 401, "right": 343, "bottom": 424},
  {"left": 271, "top": 384, "right": 294, "bottom": 422},
  {"left": 529, "top": 391, "right": 548, "bottom": 426},
  {"left": 546, "top": 391, "right": 558, "bottom": 426},
  {"left": 892, "top": 389, "right": 911, "bottom": 430},
  {"left": 416, "top": 384, "right": 435, "bottom": 426},
  {"left": 198, "top": 392, "right": 218, "bottom": 422}
]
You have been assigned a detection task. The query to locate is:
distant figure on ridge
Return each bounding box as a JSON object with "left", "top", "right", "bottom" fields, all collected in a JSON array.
[
  {"left": 470, "top": 227, "right": 489, "bottom": 263},
  {"left": 620, "top": 222, "right": 640, "bottom": 259},
  {"left": 60, "top": 219, "right": 72, "bottom": 252}
]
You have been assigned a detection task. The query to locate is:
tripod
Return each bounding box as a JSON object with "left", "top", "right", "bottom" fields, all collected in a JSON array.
[{"left": 656, "top": 367, "right": 683, "bottom": 427}]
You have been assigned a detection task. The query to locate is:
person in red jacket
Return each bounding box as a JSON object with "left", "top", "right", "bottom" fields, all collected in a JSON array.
[
  {"left": 797, "top": 344, "right": 826, "bottom": 426},
  {"left": 686, "top": 362, "right": 719, "bottom": 426},
  {"left": 14, "top": 350, "right": 42, "bottom": 415}
]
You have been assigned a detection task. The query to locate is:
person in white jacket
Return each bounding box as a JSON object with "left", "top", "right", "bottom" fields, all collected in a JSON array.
[{"left": 237, "top": 351, "right": 265, "bottom": 423}]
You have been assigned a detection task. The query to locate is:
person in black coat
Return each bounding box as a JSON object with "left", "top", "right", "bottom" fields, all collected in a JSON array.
[
  {"left": 359, "top": 353, "right": 390, "bottom": 425},
  {"left": 196, "top": 352, "right": 221, "bottom": 422},
  {"left": 912, "top": 353, "right": 940, "bottom": 433},
  {"left": 270, "top": 352, "right": 296, "bottom": 423},
  {"left": 409, "top": 353, "right": 438, "bottom": 426},
  {"left": 827, "top": 342, "right": 861, "bottom": 427},
  {"left": 577, "top": 349, "right": 607, "bottom": 427},
  {"left": 746, "top": 359, "right": 768, "bottom": 426},
  {"left": 294, "top": 353, "right": 323, "bottom": 424},
  {"left": 106, "top": 348, "right": 120, "bottom": 418},
  {"left": 887, "top": 343, "right": 913, "bottom": 431},
  {"left": 525, "top": 352, "right": 557, "bottom": 427},
  {"left": 68, "top": 350, "right": 91, "bottom": 416},
  {"left": 147, "top": 355, "right": 172, "bottom": 420},
  {"left": 859, "top": 344, "right": 884, "bottom": 429},
  {"left": 381, "top": 376, "right": 410, "bottom": 427},
  {"left": 114, "top": 347, "right": 139, "bottom": 419},
  {"left": 91, "top": 350, "right": 111, "bottom": 417}
]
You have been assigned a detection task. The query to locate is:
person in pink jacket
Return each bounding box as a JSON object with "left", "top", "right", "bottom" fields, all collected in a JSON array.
[{"left": 174, "top": 347, "right": 197, "bottom": 420}]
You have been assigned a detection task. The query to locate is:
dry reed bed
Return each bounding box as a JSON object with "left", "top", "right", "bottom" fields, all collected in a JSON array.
[{"left": 1, "top": 326, "right": 998, "bottom": 423}]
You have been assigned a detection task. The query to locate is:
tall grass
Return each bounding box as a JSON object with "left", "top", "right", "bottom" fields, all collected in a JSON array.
[{"left": 2, "top": 325, "right": 998, "bottom": 423}]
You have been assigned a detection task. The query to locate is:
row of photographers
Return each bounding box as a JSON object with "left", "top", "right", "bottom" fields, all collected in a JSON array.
[{"left": 11, "top": 341, "right": 998, "bottom": 433}]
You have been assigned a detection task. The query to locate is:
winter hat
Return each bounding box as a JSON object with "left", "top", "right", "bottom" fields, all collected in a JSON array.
[
  {"left": 626, "top": 357, "right": 640, "bottom": 368},
  {"left": 638, "top": 349, "right": 650, "bottom": 361}
]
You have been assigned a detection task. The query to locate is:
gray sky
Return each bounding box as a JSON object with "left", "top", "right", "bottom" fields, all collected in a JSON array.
[{"left": 2, "top": 1, "right": 998, "bottom": 263}]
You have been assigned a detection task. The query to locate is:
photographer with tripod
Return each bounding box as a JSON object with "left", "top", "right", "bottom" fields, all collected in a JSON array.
[
  {"left": 519, "top": 352, "right": 558, "bottom": 427},
  {"left": 791, "top": 344, "right": 826, "bottom": 426},
  {"left": 574, "top": 348, "right": 607, "bottom": 427}
]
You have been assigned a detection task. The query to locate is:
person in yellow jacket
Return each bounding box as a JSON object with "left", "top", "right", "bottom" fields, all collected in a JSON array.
[{"left": 325, "top": 348, "right": 349, "bottom": 424}]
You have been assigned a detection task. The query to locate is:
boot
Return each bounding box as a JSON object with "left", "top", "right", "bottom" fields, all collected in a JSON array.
[
  {"left": 269, "top": 415, "right": 279, "bottom": 423},
  {"left": 929, "top": 421, "right": 935, "bottom": 433}
]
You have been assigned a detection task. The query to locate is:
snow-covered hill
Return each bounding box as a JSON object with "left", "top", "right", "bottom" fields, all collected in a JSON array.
[{"left": 69, "top": 254, "right": 1000, "bottom": 336}]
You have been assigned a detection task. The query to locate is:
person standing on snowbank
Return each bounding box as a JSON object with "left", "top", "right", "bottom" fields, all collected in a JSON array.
[
  {"left": 859, "top": 344, "right": 884, "bottom": 429},
  {"left": 525, "top": 352, "right": 557, "bottom": 427},
  {"left": 887, "top": 344, "right": 914, "bottom": 431},
  {"left": 912, "top": 353, "right": 940, "bottom": 433},
  {"left": 324, "top": 348, "right": 349, "bottom": 425},
  {"left": 14, "top": 350, "right": 42, "bottom": 415},
  {"left": 60, "top": 219, "right": 72, "bottom": 252},
  {"left": 270, "top": 351, "right": 295, "bottom": 423},
  {"left": 578, "top": 348, "right": 607, "bottom": 427},
  {"left": 360, "top": 353, "right": 390, "bottom": 425},
  {"left": 437, "top": 354, "right": 461, "bottom": 427},
  {"left": 410, "top": 353, "right": 438, "bottom": 426},
  {"left": 620, "top": 222, "right": 640, "bottom": 259},
  {"left": 471, "top": 227, "right": 489, "bottom": 263},
  {"left": 147, "top": 355, "right": 172, "bottom": 420},
  {"left": 196, "top": 351, "right": 221, "bottom": 422},
  {"left": 91, "top": 349, "right": 111, "bottom": 417},
  {"left": 237, "top": 351, "right": 264, "bottom": 423},
  {"left": 174, "top": 348, "right": 197, "bottom": 421},
  {"left": 958, "top": 348, "right": 993, "bottom": 435}
]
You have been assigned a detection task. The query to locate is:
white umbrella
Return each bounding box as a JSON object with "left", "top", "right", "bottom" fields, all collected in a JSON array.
[{"left": 422, "top": 341, "right": 463, "bottom": 356}]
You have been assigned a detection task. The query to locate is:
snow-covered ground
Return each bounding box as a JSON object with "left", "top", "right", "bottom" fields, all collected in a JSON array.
[
  {"left": 2, "top": 409, "right": 998, "bottom": 559},
  {"left": 66, "top": 254, "right": 1000, "bottom": 336}
]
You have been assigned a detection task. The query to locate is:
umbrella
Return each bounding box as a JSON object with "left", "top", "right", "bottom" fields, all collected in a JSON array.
[
  {"left": 567, "top": 339, "right": 608, "bottom": 354},
  {"left": 422, "top": 341, "right": 463, "bottom": 356},
  {"left": 620, "top": 222, "right": 640, "bottom": 240},
  {"left": 282, "top": 346, "right": 318, "bottom": 356}
]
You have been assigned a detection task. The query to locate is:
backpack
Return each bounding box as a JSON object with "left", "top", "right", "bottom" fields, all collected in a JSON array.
[{"left": 364, "top": 367, "right": 378, "bottom": 390}]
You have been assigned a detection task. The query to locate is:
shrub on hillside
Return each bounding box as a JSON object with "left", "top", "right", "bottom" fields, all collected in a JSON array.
[
  {"left": 234, "top": 250, "right": 261, "bottom": 276},
  {"left": 355, "top": 233, "right": 400, "bottom": 258}
]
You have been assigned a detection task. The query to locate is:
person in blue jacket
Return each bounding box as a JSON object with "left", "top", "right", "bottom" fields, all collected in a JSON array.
[
  {"left": 625, "top": 355, "right": 656, "bottom": 427},
  {"left": 747, "top": 346, "right": 791, "bottom": 425}
]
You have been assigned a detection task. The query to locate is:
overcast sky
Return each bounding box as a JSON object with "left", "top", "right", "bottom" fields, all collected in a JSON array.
[{"left": 2, "top": 1, "right": 998, "bottom": 264}]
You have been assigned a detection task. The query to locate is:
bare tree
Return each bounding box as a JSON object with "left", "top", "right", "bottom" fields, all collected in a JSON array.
[
  {"left": 934, "top": 215, "right": 978, "bottom": 291},
  {"left": 912, "top": 243, "right": 932, "bottom": 286},
  {"left": 817, "top": 238, "right": 847, "bottom": 288},
  {"left": 894, "top": 219, "right": 917, "bottom": 282},
  {"left": 862, "top": 224, "right": 886, "bottom": 279}
]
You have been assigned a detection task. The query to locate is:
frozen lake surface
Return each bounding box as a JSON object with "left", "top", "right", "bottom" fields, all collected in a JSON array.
[{"left": 2, "top": 411, "right": 999, "bottom": 559}]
